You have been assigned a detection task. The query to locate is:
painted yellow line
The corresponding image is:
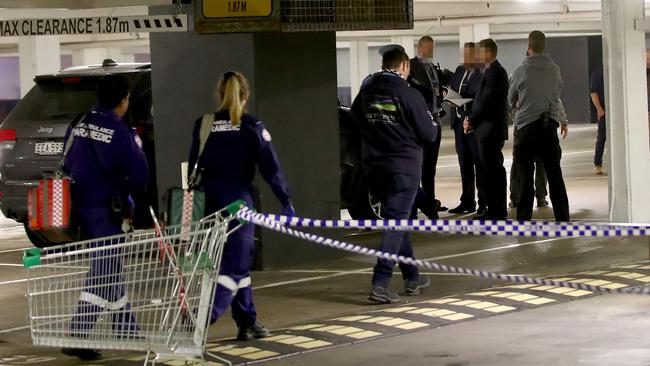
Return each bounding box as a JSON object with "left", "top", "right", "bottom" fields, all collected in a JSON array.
[
  {"left": 441, "top": 313, "right": 475, "bottom": 321},
  {"left": 465, "top": 301, "right": 502, "bottom": 310},
  {"left": 263, "top": 334, "right": 297, "bottom": 342},
  {"left": 422, "top": 309, "right": 456, "bottom": 317},
  {"left": 377, "top": 318, "right": 412, "bottom": 327},
  {"left": 207, "top": 345, "right": 236, "bottom": 352},
  {"left": 274, "top": 336, "right": 315, "bottom": 345},
  {"left": 328, "top": 326, "right": 367, "bottom": 336},
  {"left": 383, "top": 306, "right": 419, "bottom": 313},
  {"left": 394, "top": 321, "right": 429, "bottom": 330},
  {"left": 222, "top": 346, "right": 262, "bottom": 356},
  {"left": 483, "top": 305, "right": 516, "bottom": 313},
  {"left": 525, "top": 297, "right": 556, "bottom": 305},
  {"left": 579, "top": 270, "right": 609, "bottom": 276},
  {"left": 241, "top": 350, "right": 280, "bottom": 360},
  {"left": 564, "top": 290, "right": 593, "bottom": 297},
  {"left": 289, "top": 324, "right": 324, "bottom": 331},
  {"left": 507, "top": 293, "right": 538, "bottom": 302},
  {"left": 449, "top": 299, "right": 481, "bottom": 306},
  {"left": 469, "top": 291, "right": 501, "bottom": 296},
  {"left": 335, "top": 315, "right": 373, "bottom": 322},
  {"left": 426, "top": 298, "right": 461, "bottom": 304},
  {"left": 605, "top": 272, "right": 647, "bottom": 280},
  {"left": 312, "top": 325, "right": 346, "bottom": 332},
  {"left": 347, "top": 330, "right": 382, "bottom": 339},
  {"left": 407, "top": 308, "right": 438, "bottom": 314},
  {"left": 491, "top": 292, "right": 521, "bottom": 298},
  {"left": 295, "top": 340, "right": 332, "bottom": 349}
]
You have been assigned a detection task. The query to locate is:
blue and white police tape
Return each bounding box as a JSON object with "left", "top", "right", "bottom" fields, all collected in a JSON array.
[
  {"left": 253, "top": 213, "right": 650, "bottom": 238},
  {"left": 235, "top": 206, "right": 650, "bottom": 295}
]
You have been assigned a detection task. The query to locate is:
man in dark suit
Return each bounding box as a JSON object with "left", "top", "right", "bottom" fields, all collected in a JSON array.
[
  {"left": 464, "top": 38, "right": 509, "bottom": 220},
  {"left": 408, "top": 36, "right": 452, "bottom": 219},
  {"left": 447, "top": 42, "right": 486, "bottom": 215}
]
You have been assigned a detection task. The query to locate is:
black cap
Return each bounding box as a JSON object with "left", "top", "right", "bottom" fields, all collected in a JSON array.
[{"left": 378, "top": 44, "right": 406, "bottom": 56}]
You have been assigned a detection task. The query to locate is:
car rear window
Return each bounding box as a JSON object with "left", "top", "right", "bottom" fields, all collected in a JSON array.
[{"left": 3, "top": 78, "right": 99, "bottom": 126}]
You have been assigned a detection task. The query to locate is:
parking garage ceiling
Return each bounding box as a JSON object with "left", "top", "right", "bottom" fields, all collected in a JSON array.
[{"left": 0, "top": 1, "right": 645, "bottom": 46}]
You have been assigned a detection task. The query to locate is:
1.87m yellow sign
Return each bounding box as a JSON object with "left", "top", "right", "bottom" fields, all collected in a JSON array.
[{"left": 203, "top": 0, "right": 272, "bottom": 18}]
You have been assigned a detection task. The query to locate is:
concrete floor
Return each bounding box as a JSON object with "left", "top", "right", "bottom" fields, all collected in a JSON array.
[{"left": 0, "top": 124, "right": 648, "bottom": 366}]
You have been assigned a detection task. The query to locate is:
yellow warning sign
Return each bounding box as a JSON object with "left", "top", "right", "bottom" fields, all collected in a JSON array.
[{"left": 203, "top": 0, "right": 272, "bottom": 18}]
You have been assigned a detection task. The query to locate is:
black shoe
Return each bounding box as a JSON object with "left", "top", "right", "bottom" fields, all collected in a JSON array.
[
  {"left": 472, "top": 212, "right": 489, "bottom": 220},
  {"left": 537, "top": 198, "right": 549, "bottom": 207},
  {"left": 434, "top": 199, "right": 448, "bottom": 212},
  {"left": 476, "top": 205, "right": 487, "bottom": 215},
  {"left": 448, "top": 204, "right": 476, "bottom": 214},
  {"left": 404, "top": 276, "right": 431, "bottom": 296},
  {"left": 237, "top": 320, "right": 269, "bottom": 341},
  {"left": 369, "top": 286, "right": 401, "bottom": 304},
  {"left": 61, "top": 348, "right": 102, "bottom": 361}
]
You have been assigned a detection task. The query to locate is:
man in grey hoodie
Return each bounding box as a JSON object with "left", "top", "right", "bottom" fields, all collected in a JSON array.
[{"left": 508, "top": 30, "right": 570, "bottom": 222}]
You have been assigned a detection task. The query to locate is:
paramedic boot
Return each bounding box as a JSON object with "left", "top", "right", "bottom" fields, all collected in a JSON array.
[
  {"left": 369, "top": 286, "right": 401, "bottom": 304},
  {"left": 61, "top": 347, "right": 102, "bottom": 361},
  {"left": 404, "top": 276, "right": 431, "bottom": 296},
  {"left": 237, "top": 320, "right": 269, "bottom": 341}
]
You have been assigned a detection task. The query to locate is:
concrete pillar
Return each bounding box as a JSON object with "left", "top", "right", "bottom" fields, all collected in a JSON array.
[
  {"left": 349, "top": 40, "right": 369, "bottom": 101},
  {"left": 391, "top": 36, "right": 415, "bottom": 59},
  {"left": 150, "top": 31, "right": 340, "bottom": 268},
  {"left": 601, "top": 0, "right": 650, "bottom": 223},
  {"left": 71, "top": 48, "right": 108, "bottom": 67},
  {"left": 18, "top": 36, "right": 60, "bottom": 97},
  {"left": 458, "top": 24, "right": 490, "bottom": 63}
]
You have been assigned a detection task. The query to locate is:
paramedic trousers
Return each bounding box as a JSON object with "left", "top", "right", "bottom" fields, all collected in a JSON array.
[{"left": 70, "top": 206, "right": 136, "bottom": 334}]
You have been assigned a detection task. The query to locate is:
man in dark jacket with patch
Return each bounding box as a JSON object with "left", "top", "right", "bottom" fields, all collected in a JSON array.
[{"left": 351, "top": 47, "right": 436, "bottom": 304}]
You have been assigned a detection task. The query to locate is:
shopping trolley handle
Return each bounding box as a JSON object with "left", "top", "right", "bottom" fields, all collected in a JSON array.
[
  {"left": 23, "top": 248, "right": 42, "bottom": 269},
  {"left": 226, "top": 200, "right": 248, "bottom": 216}
]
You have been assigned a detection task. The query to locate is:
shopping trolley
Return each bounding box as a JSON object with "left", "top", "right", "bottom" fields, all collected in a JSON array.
[{"left": 23, "top": 201, "right": 247, "bottom": 365}]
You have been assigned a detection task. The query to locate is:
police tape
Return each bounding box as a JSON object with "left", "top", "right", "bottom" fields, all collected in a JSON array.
[
  {"left": 235, "top": 207, "right": 650, "bottom": 295},
  {"left": 254, "top": 213, "right": 650, "bottom": 238}
]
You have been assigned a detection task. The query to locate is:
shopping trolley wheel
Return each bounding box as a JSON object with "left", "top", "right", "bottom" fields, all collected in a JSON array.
[{"left": 61, "top": 347, "right": 102, "bottom": 361}]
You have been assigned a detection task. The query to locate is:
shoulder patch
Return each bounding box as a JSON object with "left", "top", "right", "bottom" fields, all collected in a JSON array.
[{"left": 261, "top": 129, "right": 272, "bottom": 142}]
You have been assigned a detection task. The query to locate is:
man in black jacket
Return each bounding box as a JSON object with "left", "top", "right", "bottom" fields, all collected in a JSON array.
[
  {"left": 447, "top": 42, "right": 486, "bottom": 215},
  {"left": 351, "top": 47, "right": 435, "bottom": 304},
  {"left": 464, "top": 38, "right": 509, "bottom": 220},
  {"left": 408, "top": 36, "right": 452, "bottom": 218}
]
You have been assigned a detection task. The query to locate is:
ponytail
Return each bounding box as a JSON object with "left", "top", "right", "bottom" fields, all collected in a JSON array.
[{"left": 216, "top": 71, "right": 250, "bottom": 125}]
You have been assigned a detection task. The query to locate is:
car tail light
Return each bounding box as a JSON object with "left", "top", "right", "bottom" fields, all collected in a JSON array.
[
  {"left": 0, "top": 129, "right": 16, "bottom": 150},
  {"left": 62, "top": 77, "right": 82, "bottom": 83}
]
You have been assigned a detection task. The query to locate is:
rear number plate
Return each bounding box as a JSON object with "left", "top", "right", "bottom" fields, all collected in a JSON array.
[{"left": 34, "top": 142, "right": 64, "bottom": 156}]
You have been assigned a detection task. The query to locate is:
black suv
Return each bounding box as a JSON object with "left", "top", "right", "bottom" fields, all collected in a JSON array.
[{"left": 0, "top": 60, "right": 157, "bottom": 247}]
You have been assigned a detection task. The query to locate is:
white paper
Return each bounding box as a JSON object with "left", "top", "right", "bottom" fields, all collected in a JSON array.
[
  {"left": 444, "top": 88, "right": 473, "bottom": 107},
  {"left": 181, "top": 162, "right": 189, "bottom": 190}
]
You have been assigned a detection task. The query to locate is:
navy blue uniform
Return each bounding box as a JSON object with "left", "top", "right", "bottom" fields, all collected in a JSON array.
[
  {"left": 188, "top": 110, "right": 290, "bottom": 326},
  {"left": 351, "top": 70, "right": 436, "bottom": 288},
  {"left": 63, "top": 106, "right": 149, "bottom": 334}
]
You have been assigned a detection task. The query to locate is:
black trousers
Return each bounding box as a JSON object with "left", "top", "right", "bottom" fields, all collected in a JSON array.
[
  {"left": 422, "top": 123, "right": 442, "bottom": 200},
  {"left": 453, "top": 121, "right": 486, "bottom": 208},
  {"left": 476, "top": 136, "right": 507, "bottom": 219},
  {"left": 510, "top": 155, "right": 548, "bottom": 204},
  {"left": 513, "top": 120, "right": 570, "bottom": 221},
  {"left": 594, "top": 116, "right": 606, "bottom": 166}
]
